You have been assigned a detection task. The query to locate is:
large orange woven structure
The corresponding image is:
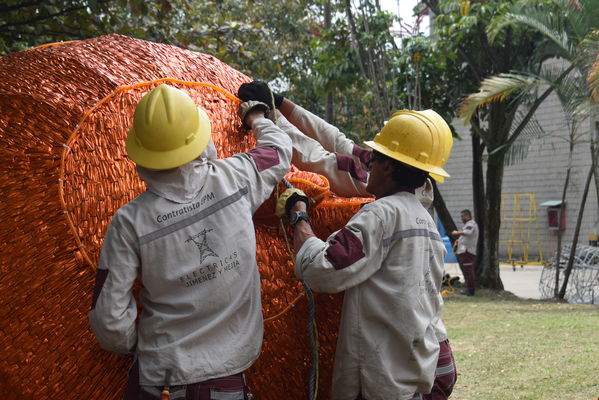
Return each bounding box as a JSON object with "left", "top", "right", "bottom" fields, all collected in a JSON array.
[{"left": 0, "top": 35, "right": 372, "bottom": 399}]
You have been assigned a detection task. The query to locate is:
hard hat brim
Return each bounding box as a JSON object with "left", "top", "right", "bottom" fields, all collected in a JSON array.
[
  {"left": 364, "top": 140, "right": 451, "bottom": 180},
  {"left": 429, "top": 173, "right": 445, "bottom": 183},
  {"left": 126, "top": 108, "right": 212, "bottom": 170}
]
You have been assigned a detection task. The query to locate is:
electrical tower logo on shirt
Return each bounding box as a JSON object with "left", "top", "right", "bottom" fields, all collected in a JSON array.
[{"left": 186, "top": 228, "right": 219, "bottom": 263}]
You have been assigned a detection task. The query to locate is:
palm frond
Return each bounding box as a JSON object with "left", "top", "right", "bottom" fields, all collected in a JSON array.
[
  {"left": 570, "top": 96, "right": 598, "bottom": 124},
  {"left": 505, "top": 13, "right": 573, "bottom": 58},
  {"left": 460, "top": 73, "right": 540, "bottom": 123},
  {"left": 502, "top": 113, "right": 550, "bottom": 166},
  {"left": 538, "top": 60, "right": 582, "bottom": 83},
  {"left": 536, "top": 61, "right": 589, "bottom": 115},
  {"left": 581, "top": 31, "right": 599, "bottom": 100}
]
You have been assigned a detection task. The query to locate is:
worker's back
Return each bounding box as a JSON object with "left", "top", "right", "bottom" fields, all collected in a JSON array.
[
  {"left": 331, "top": 191, "right": 446, "bottom": 400},
  {"left": 90, "top": 115, "right": 292, "bottom": 387}
]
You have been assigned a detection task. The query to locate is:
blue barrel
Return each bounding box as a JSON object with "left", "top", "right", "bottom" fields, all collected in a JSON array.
[
  {"left": 436, "top": 216, "right": 457, "bottom": 263},
  {"left": 443, "top": 236, "right": 457, "bottom": 263}
]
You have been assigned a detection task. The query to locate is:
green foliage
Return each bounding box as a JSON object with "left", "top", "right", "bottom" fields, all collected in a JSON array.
[
  {"left": 396, "top": 34, "right": 463, "bottom": 130},
  {"left": 460, "top": 72, "right": 540, "bottom": 123},
  {"left": 461, "top": 0, "right": 599, "bottom": 150},
  {"left": 0, "top": 0, "right": 454, "bottom": 141},
  {"left": 311, "top": 20, "right": 358, "bottom": 96},
  {"left": 0, "top": 0, "right": 322, "bottom": 114}
]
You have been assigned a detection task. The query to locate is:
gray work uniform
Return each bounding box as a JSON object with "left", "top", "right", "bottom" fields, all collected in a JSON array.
[
  {"left": 295, "top": 192, "right": 446, "bottom": 400},
  {"left": 279, "top": 104, "right": 448, "bottom": 399},
  {"left": 89, "top": 117, "right": 292, "bottom": 386}
]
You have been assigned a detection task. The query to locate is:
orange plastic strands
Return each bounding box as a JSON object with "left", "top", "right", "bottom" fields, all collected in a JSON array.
[
  {"left": 286, "top": 176, "right": 332, "bottom": 202},
  {"left": 318, "top": 197, "right": 373, "bottom": 208},
  {"left": 119, "top": 78, "right": 242, "bottom": 104},
  {"left": 259, "top": 216, "right": 304, "bottom": 323},
  {"left": 263, "top": 292, "right": 305, "bottom": 322},
  {"left": 28, "top": 40, "right": 79, "bottom": 50},
  {"left": 58, "top": 79, "right": 241, "bottom": 270}
]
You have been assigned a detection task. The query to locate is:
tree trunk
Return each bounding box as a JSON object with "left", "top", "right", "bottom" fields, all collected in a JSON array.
[
  {"left": 472, "top": 126, "right": 486, "bottom": 276},
  {"left": 553, "top": 138, "right": 574, "bottom": 297},
  {"left": 558, "top": 146, "right": 597, "bottom": 298},
  {"left": 592, "top": 121, "right": 599, "bottom": 237},
  {"left": 324, "top": 0, "right": 334, "bottom": 123},
  {"left": 480, "top": 156, "right": 505, "bottom": 289},
  {"left": 344, "top": 0, "right": 385, "bottom": 126},
  {"left": 477, "top": 102, "right": 513, "bottom": 290},
  {"left": 344, "top": 0, "right": 367, "bottom": 78},
  {"left": 553, "top": 180, "right": 571, "bottom": 298},
  {"left": 432, "top": 180, "right": 458, "bottom": 246}
]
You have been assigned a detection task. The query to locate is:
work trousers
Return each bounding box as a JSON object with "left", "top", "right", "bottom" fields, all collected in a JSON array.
[
  {"left": 354, "top": 340, "right": 457, "bottom": 400},
  {"left": 355, "top": 393, "right": 422, "bottom": 400},
  {"left": 423, "top": 340, "right": 457, "bottom": 400},
  {"left": 457, "top": 251, "right": 476, "bottom": 293},
  {"left": 123, "top": 360, "right": 247, "bottom": 400}
]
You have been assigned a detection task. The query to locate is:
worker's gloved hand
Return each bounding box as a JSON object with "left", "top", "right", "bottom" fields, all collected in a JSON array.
[
  {"left": 238, "top": 100, "right": 269, "bottom": 129},
  {"left": 276, "top": 188, "right": 310, "bottom": 218},
  {"left": 238, "top": 81, "right": 284, "bottom": 109}
]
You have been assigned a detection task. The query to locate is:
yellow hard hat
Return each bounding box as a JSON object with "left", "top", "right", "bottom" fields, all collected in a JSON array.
[
  {"left": 416, "top": 110, "right": 453, "bottom": 183},
  {"left": 126, "top": 84, "right": 211, "bottom": 170},
  {"left": 365, "top": 110, "right": 452, "bottom": 182}
]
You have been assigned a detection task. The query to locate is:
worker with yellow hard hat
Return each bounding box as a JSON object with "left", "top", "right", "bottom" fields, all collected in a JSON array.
[
  {"left": 238, "top": 81, "right": 456, "bottom": 400},
  {"left": 89, "top": 84, "right": 292, "bottom": 399}
]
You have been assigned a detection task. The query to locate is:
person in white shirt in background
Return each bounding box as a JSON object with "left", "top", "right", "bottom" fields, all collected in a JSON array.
[{"left": 451, "top": 209, "right": 479, "bottom": 296}]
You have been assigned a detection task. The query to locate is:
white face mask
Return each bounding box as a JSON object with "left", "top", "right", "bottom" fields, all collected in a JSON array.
[
  {"left": 136, "top": 139, "right": 218, "bottom": 203},
  {"left": 201, "top": 139, "right": 218, "bottom": 162}
]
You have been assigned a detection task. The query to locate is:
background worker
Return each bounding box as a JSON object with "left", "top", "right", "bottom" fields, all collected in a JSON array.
[
  {"left": 239, "top": 81, "right": 457, "bottom": 400},
  {"left": 89, "top": 84, "right": 291, "bottom": 399},
  {"left": 451, "top": 209, "right": 479, "bottom": 296}
]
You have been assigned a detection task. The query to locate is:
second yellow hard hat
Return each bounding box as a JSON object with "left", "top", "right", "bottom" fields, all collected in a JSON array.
[{"left": 365, "top": 110, "right": 452, "bottom": 182}]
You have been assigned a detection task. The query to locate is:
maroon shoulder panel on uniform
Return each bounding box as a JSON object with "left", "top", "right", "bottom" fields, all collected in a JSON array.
[
  {"left": 247, "top": 146, "right": 280, "bottom": 172},
  {"left": 336, "top": 153, "right": 368, "bottom": 183},
  {"left": 325, "top": 227, "right": 366, "bottom": 270},
  {"left": 352, "top": 145, "right": 372, "bottom": 167}
]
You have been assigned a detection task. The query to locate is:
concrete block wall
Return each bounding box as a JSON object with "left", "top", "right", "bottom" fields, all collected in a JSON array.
[{"left": 438, "top": 90, "right": 598, "bottom": 262}]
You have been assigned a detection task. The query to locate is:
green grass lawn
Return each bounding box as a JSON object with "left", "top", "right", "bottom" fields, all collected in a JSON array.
[{"left": 443, "top": 290, "right": 599, "bottom": 400}]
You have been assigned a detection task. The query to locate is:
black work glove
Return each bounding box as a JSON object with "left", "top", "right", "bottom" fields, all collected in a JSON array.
[{"left": 237, "top": 81, "right": 284, "bottom": 109}]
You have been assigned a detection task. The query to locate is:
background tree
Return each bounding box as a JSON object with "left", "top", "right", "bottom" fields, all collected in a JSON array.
[
  {"left": 422, "top": 0, "right": 564, "bottom": 289},
  {"left": 460, "top": 0, "right": 599, "bottom": 294}
]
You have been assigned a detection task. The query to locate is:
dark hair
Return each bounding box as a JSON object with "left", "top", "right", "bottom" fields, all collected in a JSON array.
[
  {"left": 461, "top": 209, "right": 472, "bottom": 216},
  {"left": 372, "top": 150, "right": 429, "bottom": 189}
]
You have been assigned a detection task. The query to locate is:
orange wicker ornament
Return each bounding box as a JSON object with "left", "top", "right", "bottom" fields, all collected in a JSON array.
[{"left": 0, "top": 34, "right": 371, "bottom": 400}]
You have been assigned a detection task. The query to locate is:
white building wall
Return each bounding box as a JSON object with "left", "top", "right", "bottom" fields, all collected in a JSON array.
[{"left": 438, "top": 90, "right": 598, "bottom": 262}]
